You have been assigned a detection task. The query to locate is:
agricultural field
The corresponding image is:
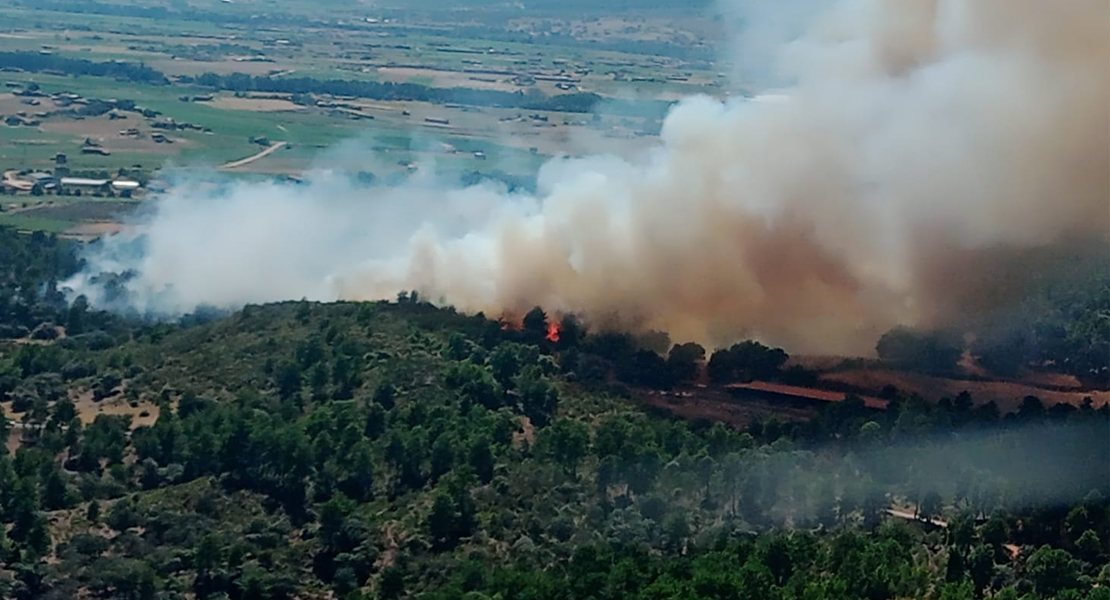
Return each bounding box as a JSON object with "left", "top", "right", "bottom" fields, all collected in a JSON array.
[{"left": 0, "top": 0, "right": 737, "bottom": 236}]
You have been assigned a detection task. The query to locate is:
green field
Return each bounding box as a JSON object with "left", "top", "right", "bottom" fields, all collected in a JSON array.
[
  {"left": 0, "top": 211, "right": 72, "bottom": 232},
  {"left": 0, "top": 0, "right": 723, "bottom": 233}
]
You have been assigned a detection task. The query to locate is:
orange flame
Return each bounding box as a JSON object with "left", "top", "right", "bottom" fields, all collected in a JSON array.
[
  {"left": 546, "top": 322, "right": 561, "bottom": 343},
  {"left": 499, "top": 314, "right": 522, "bottom": 331}
]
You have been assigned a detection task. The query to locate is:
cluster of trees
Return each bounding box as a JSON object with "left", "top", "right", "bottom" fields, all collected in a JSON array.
[
  {"left": 0, "top": 227, "right": 1107, "bottom": 599},
  {"left": 191, "top": 72, "right": 612, "bottom": 113},
  {"left": 555, "top": 320, "right": 794, "bottom": 391},
  {"left": 0, "top": 51, "right": 167, "bottom": 85},
  {"left": 0, "top": 48, "right": 672, "bottom": 117},
  {"left": 876, "top": 243, "right": 1110, "bottom": 384},
  {"left": 0, "top": 230, "right": 86, "bottom": 340},
  {"left": 421, "top": 527, "right": 1110, "bottom": 600},
  {"left": 876, "top": 326, "right": 964, "bottom": 375},
  {"left": 971, "top": 277, "right": 1110, "bottom": 384},
  {"left": 0, "top": 46, "right": 665, "bottom": 115}
]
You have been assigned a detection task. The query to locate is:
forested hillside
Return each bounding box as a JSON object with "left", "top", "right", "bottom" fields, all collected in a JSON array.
[{"left": 0, "top": 227, "right": 1108, "bottom": 600}]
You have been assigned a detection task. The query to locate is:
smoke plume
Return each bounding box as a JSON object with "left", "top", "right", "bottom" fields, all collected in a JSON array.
[{"left": 66, "top": 0, "right": 1110, "bottom": 355}]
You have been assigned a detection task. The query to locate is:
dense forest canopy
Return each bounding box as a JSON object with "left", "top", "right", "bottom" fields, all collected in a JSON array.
[{"left": 0, "top": 226, "right": 1107, "bottom": 599}]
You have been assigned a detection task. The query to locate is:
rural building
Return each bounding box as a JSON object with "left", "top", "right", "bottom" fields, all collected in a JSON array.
[
  {"left": 110, "top": 180, "right": 141, "bottom": 193},
  {"left": 59, "top": 178, "right": 139, "bottom": 195},
  {"left": 60, "top": 177, "right": 112, "bottom": 194},
  {"left": 25, "top": 172, "right": 56, "bottom": 192},
  {"left": 54, "top": 153, "right": 69, "bottom": 178}
]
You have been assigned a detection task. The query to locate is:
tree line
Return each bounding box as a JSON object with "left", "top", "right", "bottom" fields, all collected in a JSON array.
[
  {"left": 0, "top": 52, "right": 167, "bottom": 85},
  {"left": 0, "top": 227, "right": 1107, "bottom": 599},
  {"left": 0, "top": 50, "right": 673, "bottom": 117}
]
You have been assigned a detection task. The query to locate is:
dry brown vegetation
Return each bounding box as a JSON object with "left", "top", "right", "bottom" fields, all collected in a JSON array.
[{"left": 821, "top": 369, "right": 1110, "bottom": 413}]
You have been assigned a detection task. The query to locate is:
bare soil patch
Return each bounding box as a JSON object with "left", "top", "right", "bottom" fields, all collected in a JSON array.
[
  {"left": 637, "top": 386, "right": 818, "bottom": 430},
  {"left": 41, "top": 116, "right": 192, "bottom": 155},
  {"left": 4, "top": 428, "right": 19, "bottom": 455},
  {"left": 0, "top": 92, "right": 38, "bottom": 114},
  {"left": 208, "top": 96, "right": 304, "bottom": 112},
  {"left": 378, "top": 67, "right": 522, "bottom": 92},
  {"left": 73, "top": 389, "right": 160, "bottom": 429},
  {"left": 65, "top": 221, "right": 126, "bottom": 240}
]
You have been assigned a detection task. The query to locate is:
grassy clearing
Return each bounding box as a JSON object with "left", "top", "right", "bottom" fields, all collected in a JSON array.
[{"left": 0, "top": 212, "right": 73, "bottom": 232}]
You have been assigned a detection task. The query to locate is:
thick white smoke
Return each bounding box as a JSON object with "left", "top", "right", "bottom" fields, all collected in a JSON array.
[{"left": 66, "top": 0, "right": 1110, "bottom": 355}]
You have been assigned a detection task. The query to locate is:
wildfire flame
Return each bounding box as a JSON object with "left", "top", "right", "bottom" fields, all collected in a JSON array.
[
  {"left": 497, "top": 312, "right": 561, "bottom": 343},
  {"left": 499, "top": 313, "right": 521, "bottom": 331}
]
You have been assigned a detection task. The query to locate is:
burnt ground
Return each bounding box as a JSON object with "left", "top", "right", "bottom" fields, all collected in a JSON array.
[{"left": 635, "top": 386, "right": 820, "bottom": 429}]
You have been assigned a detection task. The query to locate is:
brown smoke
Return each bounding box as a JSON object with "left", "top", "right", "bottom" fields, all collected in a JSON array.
[
  {"left": 70, "top": 0, "right": 1110, "bottom": 356},
  {"left": 336, "top": 0, "right": 1109, "bottom": 354}
]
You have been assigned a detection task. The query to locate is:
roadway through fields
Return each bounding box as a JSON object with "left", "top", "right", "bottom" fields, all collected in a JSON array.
[{"left": 218, "top": 141, "right": 287, "bottom": 170}]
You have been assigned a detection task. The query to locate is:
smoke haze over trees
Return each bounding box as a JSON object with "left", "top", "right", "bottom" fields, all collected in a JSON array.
[
  {"left": 1, "top": 225, "right": 1108, "bottom": 599},
  {"left": 2, "top": 0, "right": 1109, "bottom": 598},
  {"left": 63, "top": 0, "right": 1110, "bottom": 358}
]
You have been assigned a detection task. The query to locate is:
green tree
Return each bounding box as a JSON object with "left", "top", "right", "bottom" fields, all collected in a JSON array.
[
  {"left": 489, "top": 343, "right": 523, "bottom": 388},
  {"left": 379, "top": 565, "right": 405, "bottom": 600},
  {"left": 667, "top": 342, "right": 705, "bottom": 383},
  {"left": 426, "top": 474, "right": 476, "bottom": 551},
  {"left": 521, "top": 306, "right": 549, "bottom": 345},
  {"left": 274, "top": 361, "right": 302, "bottom": 400},
  {"left": 948, "top": 514, "right": 977, "bottom": 550},
  {"left": 66, "top": 294, "right": 88, "bottom": 335},
  {"left": 516, "top": 366, "right": 559, "bottom": 427},
  {"left": 0, "top": 404, "right": 9, "bottom": 451},
  {"left": 42, "top": 466, "right": 71, "bottom": 510},
  {"left": 467, "top": 436, "right": 495, "bottom": 484},
  {"left": 966, "top": 545, "right": 995, "bottom": 593},
  {"left": 537, "top": 420, "right": 589, "bottom": 476},
  {"left": 339, "top": 439, "right": 375, "bottom": 502},
  {"left": 430, "top": 434, "right": 456, "bottom": 481},
  {"left": 1026, "top": 545, "right": 1079, "bottom": 597},
  {"left": 919, "top": 491, "right": 943, "bottom": 522},
  {"left": 1077, "top": 529, "right": 1103, "bottom": 561},
  {"left": 876, "top": 326, "right": 962, "bottom": 374},
  {"left": 445, "top": 362, "right": 502, "bottom": 410},
  {"left": 364, "top": 402, "right": 386, "bottom": 439},
  {"left": 980, "top": 516, "right": 1010, "bottom": 550},
  {"left": 707, "top": 340, "right": 789, "bottom": 384}
]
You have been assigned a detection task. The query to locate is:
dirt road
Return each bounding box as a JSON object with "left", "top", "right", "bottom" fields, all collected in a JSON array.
[
  {"left": 218, "top": 141, "right": 287, "bottom": 170},
  {"left": 887, "top": 507, "right": 948, "bottom": 528},
  {"left": 3, "top": 170, "right": 33, "bottom": 192},
  {"left": 886, "top": 507, "right": 1021, "bottom": 558}
]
